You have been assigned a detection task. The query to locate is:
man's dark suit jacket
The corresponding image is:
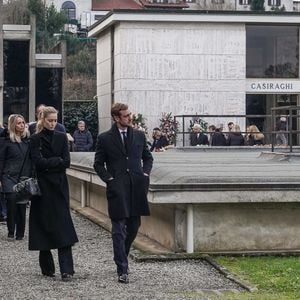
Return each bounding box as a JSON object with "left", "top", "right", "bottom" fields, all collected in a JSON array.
[
  {"left": 94, "top": 124, "right": 153, "bottom": 220},
  {"left": 190, "top": 132, "right": 209, "bottom": 146}
]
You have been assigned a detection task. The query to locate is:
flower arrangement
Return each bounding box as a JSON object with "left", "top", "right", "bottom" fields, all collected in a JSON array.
[
  {"left": 132, "top": 113, "right": 148, "bottom": 134},
  {"left": 159, "top": 112, "right": 179, "bottom": 145},
  {"left": 189, "top": 115, "right": 208, "bottom": 132}
]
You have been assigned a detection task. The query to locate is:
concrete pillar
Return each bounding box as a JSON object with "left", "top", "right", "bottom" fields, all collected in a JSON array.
[
  {"left": 186, "top": 204, "right": 194, "bottom": 253},
  {"left": 29, "top": 15, "right": 36, "bottom": 123},
  {"left": 60, "top": 40, "right": 66, "bottom": 118},
  {"left": 80, "top": 180, "right": 86, "bottom": 208}
]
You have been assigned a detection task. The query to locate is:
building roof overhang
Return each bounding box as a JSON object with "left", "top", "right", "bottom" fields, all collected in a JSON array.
[
  {"left": 139, "top": 0, "right": 188, "bottom": 9},
  {"left": 92, "top": 0, "right": 142, "bottom": 10},
  {"left": 35, "top": 54, "right": 63, "bottom": 68},
  {"left": 88, "top": 9, "right": 300, "bottom": 37},
  {"left": 2, "top": 24, "right": 31, "bottom": 40}
]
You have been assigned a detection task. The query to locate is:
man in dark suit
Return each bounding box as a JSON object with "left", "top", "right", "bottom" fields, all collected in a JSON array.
[
  {"left": 190, "top": 124, "right": 209, "bottom": 146},
  {"left": 94, "top": 103, "right": 153, "bottom": 284}
]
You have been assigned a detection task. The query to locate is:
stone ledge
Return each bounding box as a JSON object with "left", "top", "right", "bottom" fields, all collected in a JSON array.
[{"left": 70, "top": 200, "right": 171, "bottom": 255}]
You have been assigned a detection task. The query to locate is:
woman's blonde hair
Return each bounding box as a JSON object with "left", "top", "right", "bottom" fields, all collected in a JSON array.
[
  {"left": 36, "top": 106, "right": 58, "bottom": 133},
  {"left": 8, "top": 114, "right": 29, "bottom": 143},
  {"left": 248, "top": 125, "right": 264, "bottom": 141},
  {"left": 232, "top": 124, "right": 241, "bottom": 133}
]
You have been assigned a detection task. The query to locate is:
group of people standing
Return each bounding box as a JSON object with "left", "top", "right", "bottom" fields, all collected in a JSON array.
[
  {"left": 190, "top": 122, "right": 265, "bottom": 146},
  {"left": 0, "top": 102, "right": 153, "bottom": 285}
]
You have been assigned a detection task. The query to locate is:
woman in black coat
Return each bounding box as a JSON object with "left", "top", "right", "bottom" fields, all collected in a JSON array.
[
  {"left": 0, "top": 114, "right": 31, "bottom": 240},
  {"left": 227, "top": 124, "right": 245, "bottom": 146},
  {"left": 29, "top": 106, "right": 78, "bottom": 281}
]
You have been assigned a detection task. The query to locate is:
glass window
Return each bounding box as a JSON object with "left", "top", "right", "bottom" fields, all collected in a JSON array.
[
  {"left": 246, "top": 25, "right": 299, "bottom": 78},
  {"left": 61, "top": 1, "right": 76, "bottom": 21},
  {"left": 239, "top": 0, "right": 251, "bottom": 5},
  {"left": 268, "top": 0, "right": 281, "bottom": 6}
]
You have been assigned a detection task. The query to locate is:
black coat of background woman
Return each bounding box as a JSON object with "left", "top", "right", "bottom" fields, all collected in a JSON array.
[{"left": 0, "top": 114, "right": 31, "bottom": 240}]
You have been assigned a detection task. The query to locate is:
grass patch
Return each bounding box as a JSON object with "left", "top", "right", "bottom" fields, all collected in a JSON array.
[{"left": 215, "top": 256, "right": 300, "bottom": 300}]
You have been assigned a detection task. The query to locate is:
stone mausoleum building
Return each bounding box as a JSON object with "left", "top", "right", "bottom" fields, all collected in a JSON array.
[
  {"left": 88, "top": 10, "right": 300, "bottom": 145},
  {"left": 0, "top": 14, "right": 65, "bottom": 125}
]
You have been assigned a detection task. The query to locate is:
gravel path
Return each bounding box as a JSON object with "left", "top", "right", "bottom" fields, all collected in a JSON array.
[{"left": 0, "top": 211, "right": 243, "bottom": 299}]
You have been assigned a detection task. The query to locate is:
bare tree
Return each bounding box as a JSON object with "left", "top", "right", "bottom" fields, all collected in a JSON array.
[{"left": 2, "top": 0, "right": 30, "bottom": 24}]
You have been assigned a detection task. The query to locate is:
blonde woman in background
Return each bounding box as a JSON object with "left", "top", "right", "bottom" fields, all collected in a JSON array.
[
  {"left": 0, "top": 114, "right": 31, "bottom": 240},
  {"left": 246, "top": 125, "right": 264, "bottom": 146}
]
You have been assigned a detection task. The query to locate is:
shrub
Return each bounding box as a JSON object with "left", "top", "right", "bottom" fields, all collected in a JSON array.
[{"left": 63, "top": 101, "right": 98, "bottom": 149}]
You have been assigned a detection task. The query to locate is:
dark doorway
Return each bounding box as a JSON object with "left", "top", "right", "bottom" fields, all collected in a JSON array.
[
  {"left": 36, "top": 68, "right": 63, "bottom": 123},
  {"left": 246, "top": 94, "right": 298, "bottom": 145},
  {"left": 246, "top": 94, "right": 266, "bottom": 132},
  {"left": 3, "top": 40, "right": 29, "bottom": 124}
]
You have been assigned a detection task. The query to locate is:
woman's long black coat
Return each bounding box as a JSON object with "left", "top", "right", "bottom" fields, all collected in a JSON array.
[{"left": 29, "top": 129, "right": 78, "bottom": 250}]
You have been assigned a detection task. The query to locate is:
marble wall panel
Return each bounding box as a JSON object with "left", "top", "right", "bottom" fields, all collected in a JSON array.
[{"left": 97, "top": 22, "right": 246, "bottom": 133}]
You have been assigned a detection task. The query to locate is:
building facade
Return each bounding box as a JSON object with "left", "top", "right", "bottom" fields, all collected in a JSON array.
[
  {"left": 46, "top": 0, "right": 298, "bottom": 33},
  {"left": 0, "top": 14, "right": 65, "bottom": 124},
  {"left": 89, "top": 10, "right": 300, "bottom": 144}
]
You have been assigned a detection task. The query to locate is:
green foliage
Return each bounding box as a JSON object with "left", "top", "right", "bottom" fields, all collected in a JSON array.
[
  {"left": 216, "top": 256, "right": 300, "bottom": 299},
  {"left": 28, "top": 0, "right": 45, "bottom": 30},
  {"left": 28, "top": 0, "right": 67, "bottom": 52},
  {"left": 132, "top": 113, "right": 148, "bottom": 134},
  {"left": 63, "top": 101, "right": 98, "bottom": 148},
  {"left": 46, "top": 4, "right": 67, "bottom": 36},
  {"left": 250, "top": 0, "right": 265, "bottom": 11},
  {"left": 159, "top": 112, "right": 179, "bottom": 145},
  {"left": 60, "top": 34, "right": 85, "bottom": 56},
  {"left": 66, "top": 46, "right": 96, "bottom": 78},
  {"left": 189, "top": 116, "right": 208, "bottom": 132}
]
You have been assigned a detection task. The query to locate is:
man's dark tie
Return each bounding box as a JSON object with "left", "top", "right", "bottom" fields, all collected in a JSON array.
[{"left": 121, "top": 131, "right": 128, "bottom": 153}]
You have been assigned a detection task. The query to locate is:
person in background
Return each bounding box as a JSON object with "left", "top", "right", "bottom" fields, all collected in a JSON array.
[
  {"left": 211, "top": 125, "right": 227, "bottom": 146},
  {"left": 246, "top": 125, "right": 264, "bottom": 146},
  {"left": 150, "top": 128, "right": 169, "bottom": 152},
  {"left": 227, "top": 124, "right": 245, "bottom": 146},
  {"left": 190, "top": 124, "right": 209, "bottom": 146},
  {"left": 227, "top": 122, "right": 234, "bottom": 133},
  {"left": 276, "top": 116, "right": 288, "bottom": 146},
  {"left": 94, "top": 102, "right": 153, "bottom": 284},
  {"left": 28, "top": 104, "right": 66, "bottom": 135},
  {"left": 207, "top": 124, "right": 216, "bottom": 146},
  {"left": 72, "top": 120, "right": 93, "bottom": 152},
  {"left": 0, "top": 114, "right": 31, "bottom": 240},
  {"left": 29, "top": 106, "right": 78, "bottom": 281}
]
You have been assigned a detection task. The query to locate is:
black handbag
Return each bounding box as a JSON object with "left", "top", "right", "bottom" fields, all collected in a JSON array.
[{"left": 12, "top": 146, "right": 41, "bottom": 199}]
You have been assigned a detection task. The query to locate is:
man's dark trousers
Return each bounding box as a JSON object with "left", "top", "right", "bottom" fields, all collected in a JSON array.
[{"left": 111, "top": 216, "right": 141, "bottom": 275}]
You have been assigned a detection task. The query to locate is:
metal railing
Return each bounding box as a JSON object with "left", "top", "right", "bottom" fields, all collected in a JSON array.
[
  {"left": 174, "top": 108, "right": 300, "bottom": 152},
  {"left": 271, "top": 106, "right": 300, "bottom": 153}
]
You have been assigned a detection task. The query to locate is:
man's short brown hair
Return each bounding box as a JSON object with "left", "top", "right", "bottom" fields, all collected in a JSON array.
[{"left": 111, "top": 103, "right": 128, "bottom": 118}]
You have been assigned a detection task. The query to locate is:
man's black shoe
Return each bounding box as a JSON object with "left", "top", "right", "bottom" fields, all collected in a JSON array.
[
  {"left": 16, "top": 236, "right": 24, "bottom": 240},
  {"left": 0, "top": 216, "right": 7, "bottom": 223},
  {"left": 7, "top": 233, "right": 14, "bottom": 240},
  {"left": 118, "top": 273, "right": 129, "bottom": 284},
  {"left": 61, "top": 273, "right": 73, "bottom": 282}
]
